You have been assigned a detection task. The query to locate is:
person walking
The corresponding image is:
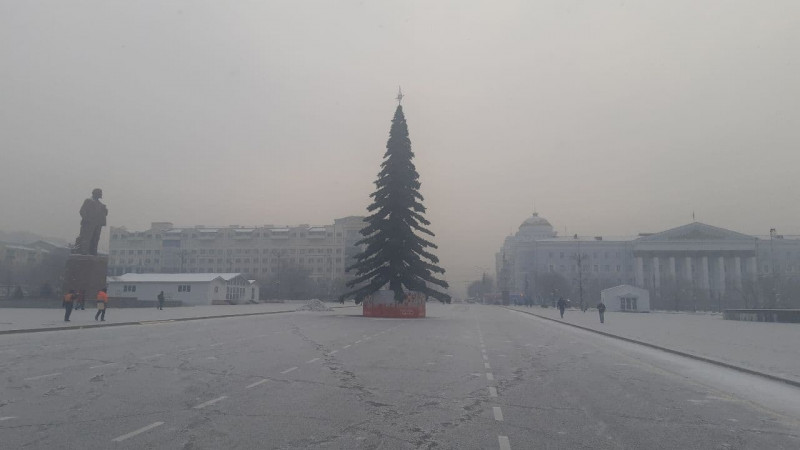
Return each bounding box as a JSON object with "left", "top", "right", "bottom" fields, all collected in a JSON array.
[
  {"left": 557, "top": 297, "right": 566, "bottom": 319},
  {"left": 95, "top": 288, "right": 108, "bottom": 321},
  {"left": 157, "top": 291, "right": 165, "bottom": 310},
  {"left": 63, "top": 290, "right": 76, "bottom": 322},
  {"left": 597, "top": 301, "right": 606, "bottom": 324},
  {"left": 76, "top": 290, "right": 86, "bottom": 310}
]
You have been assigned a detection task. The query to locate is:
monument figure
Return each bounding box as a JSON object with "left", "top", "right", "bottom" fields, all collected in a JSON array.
[{"left": 75, "top": 188, "right": 108, "bottom": 255}]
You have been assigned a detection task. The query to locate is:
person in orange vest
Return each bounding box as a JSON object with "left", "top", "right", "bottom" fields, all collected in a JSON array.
[
  {"left": 95, "top": 288, "right": 109, "bottom": 321},
  {"left": 63, "top": 290, "right": 76, "bottom": 322}
]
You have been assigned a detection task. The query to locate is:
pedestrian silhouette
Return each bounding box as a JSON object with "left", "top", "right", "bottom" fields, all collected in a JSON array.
[{"left": 557, "top": 297, "right": 566, "bottom": 318}]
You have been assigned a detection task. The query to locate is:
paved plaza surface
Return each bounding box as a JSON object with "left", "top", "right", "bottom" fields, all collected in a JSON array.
[
  {"left": 1, "top": 304, "right": 798, "bottom": 449},
  {"left": 0, "top": 301, "right": 350, "bottom": 333},
  {"left": 507, "top": 305, "right": 800, "bottom": 385}
]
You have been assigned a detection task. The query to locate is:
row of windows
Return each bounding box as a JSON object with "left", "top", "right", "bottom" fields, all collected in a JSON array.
[
  {"left": 761, "top": 264, "right": 800, "bottom": 273},
  {"left": 111, "top": 249, "right": 161, "bottom": 255},
  {"left": 111, "top": 257, "right": 342, "bottom": 266},
  {"left": 549, "top": 264, "right": 627, "bottom": 273},
  {"left": 110, "top": 258, "right": 160, "bottom": 265},
  {"left": 113, "top": 231, "right": 343, "bottom": 240},
  {"left": 122, "top": 285, "right": 136, "bottom": 292},
  {"left": 110, "top": 248, "right": 344, "bottom": 256},
  {"left": 177, "top": 284, "right": 191, "bottom": 292},
  {"left": 110, "top": 267, "right": 339, "bottom": 276},
  {"left": 191, "top": 257, "right": 340, "bottom": 264},
  {"left": 226, "top": 286, "right": 246, "bottom": 301},
  {"left": 547, "top": 251, "right": 627, "bottom": 259}
]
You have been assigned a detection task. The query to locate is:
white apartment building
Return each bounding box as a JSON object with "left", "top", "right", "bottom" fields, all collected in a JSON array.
[
  {"left": 498, "top": 212, "right": 800, "bottom": 310},
  {"left": 108, "top": 216, "right": 365, "bottom": 280}
]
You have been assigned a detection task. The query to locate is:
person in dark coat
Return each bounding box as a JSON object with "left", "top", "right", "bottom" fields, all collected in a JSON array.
[
  {"left": 597, "top": 301, "right": 606, "bottom": 323},
  {"left": 557, "top": 297, "right": 566, "bottom": 318},
  {"left": 157, "top": 291, "right": 165, "bottom": 310}
]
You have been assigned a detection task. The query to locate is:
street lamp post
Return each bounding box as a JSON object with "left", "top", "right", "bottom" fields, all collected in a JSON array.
[{"left": 769, "top": 228, "right": 779, "bottom": 308}]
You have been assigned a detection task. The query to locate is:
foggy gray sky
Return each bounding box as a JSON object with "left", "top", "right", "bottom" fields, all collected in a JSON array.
[{"left": 2, "top": 1, "right": 799, "bottom": 295}]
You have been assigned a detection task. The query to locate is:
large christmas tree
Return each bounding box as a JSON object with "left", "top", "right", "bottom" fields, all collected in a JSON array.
[{"left": 341, "top": 98, "right": 450, "bottom": 303}]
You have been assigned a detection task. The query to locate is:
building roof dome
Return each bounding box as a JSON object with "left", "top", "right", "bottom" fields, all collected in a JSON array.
[
  {"left": 520, "top": 212, "right": 551, "bottom": 229},
  {"left": 517, "top": 212, "right": 556, "bottom": 240}
]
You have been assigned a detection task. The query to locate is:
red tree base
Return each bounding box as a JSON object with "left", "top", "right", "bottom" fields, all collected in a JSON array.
[{"left": 362, "top": 291, "right": 426, "bottom": 318}]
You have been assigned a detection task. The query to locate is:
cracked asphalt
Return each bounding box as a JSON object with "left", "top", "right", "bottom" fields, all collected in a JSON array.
[{"left": 1, "top": 303, "right": 799, "bottom": 449}]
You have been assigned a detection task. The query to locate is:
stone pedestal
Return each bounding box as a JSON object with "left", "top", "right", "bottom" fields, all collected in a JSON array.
[
  {"left": 62, "top": 254, "right": 108, "bottom": 298},
  {"left": 363, "top": 290, "right": 426, "bottom": 318}
]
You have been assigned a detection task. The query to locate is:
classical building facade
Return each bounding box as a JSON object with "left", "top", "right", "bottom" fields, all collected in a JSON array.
[
  {"left": 108, "top": 216, "right": 365, "bottom": 280},
  {"left": 497, "top": 213, "right": 800, "bottom": 309}
]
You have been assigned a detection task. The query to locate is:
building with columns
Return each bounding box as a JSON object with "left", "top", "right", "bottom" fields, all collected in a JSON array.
[{"left": 497, "top": 213, "right": 800, "bottom": 310}]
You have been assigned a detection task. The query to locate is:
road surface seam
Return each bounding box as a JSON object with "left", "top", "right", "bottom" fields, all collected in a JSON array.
[
  {"left": 504, "top": 307, "right": 800, "bottom": 389},
  {"left": 23, "top": 372, "right": 61, "bottom": 381},
  {"left": 89, "top": 362, "right": 117, "bottom": 369}
]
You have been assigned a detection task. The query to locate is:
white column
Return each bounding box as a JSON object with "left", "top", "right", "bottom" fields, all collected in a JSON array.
[
  {"left": 717, "top": 256, "right": 726, "bottom": 296},
  {"left": 635, "top": 256, "right": 644, "bottom": 287},
  {"left": 700, "top": 256, "right": 710, "bottom": 291},
  {"left": 652, "top": 256, "right": 661, "bottom": 289},
  {"left": 684, "top": 256, "right": 694, "bottom": 285},
  {"left": 734, "top": 256, "right": 743, "bottom": 289},
  {"left": 668, "top": 256, "right": 677, "bottom": 280},
  {"left": 747, "top": 256, "right": 758, "bottom": 280}
]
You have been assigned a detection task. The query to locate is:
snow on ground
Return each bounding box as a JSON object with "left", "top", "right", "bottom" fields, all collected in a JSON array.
[
  {"left": 295, "top": 299, "right": 334, "bottom": 311},
  {"left": 0, "top": 301, "right": 352, "bottom": 332},
  {"left": 507, "top": 305, "right": 800, "bottom": 384}
]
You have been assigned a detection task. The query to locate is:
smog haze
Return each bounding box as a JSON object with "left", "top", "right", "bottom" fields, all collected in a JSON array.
[{"left": 2, "top": 1, "right": 799, "bottom": 294}]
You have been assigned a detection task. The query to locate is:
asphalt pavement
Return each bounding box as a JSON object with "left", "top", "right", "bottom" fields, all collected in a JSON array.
[{"left": 1, "top": 304, "right": 798, "bottom": 449}]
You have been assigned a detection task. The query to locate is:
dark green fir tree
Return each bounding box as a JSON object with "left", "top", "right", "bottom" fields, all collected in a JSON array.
[{"left": 341, "top": 94, "right": 450, "bottom": 303}]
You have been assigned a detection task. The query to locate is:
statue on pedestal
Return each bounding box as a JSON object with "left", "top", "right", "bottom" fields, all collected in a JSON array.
[{"left": 74, "top": 188, "right": 108, "bottom": 255}]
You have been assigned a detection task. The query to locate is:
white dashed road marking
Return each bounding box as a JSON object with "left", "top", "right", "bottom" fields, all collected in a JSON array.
[
  {"left": 489, "top": 387, "right": 498, "bottom": 397},
  {"left": 306, "top": 358, "right": 320, "bottom": 364},
  {"left": 141, "top": 354, "right": 164, "bottom": 360},
  {"left": 498, "top": 435, "right": 511, "bottom": 450},
  {"left": 493, "top": 406, "right": 504, "bottom": 421},
  {"left": 24, "top": 372, "right": 61, "bottom": 381},
  {"left": 355, "top": 340, "right": 362, "bottom": 344},
  {"left": 485, "top": 363, "right": 491, "bottom": 369},
  {"left": 246, "top": 379, "right": 268, "bottom": 389},
  {"left": 0, "top": 416, "right": 16, "bottom": 421},
  {"left": 329, "top": 350, "right": 338, "bottom": 355},
  {"left": 193, "top": 396, "right": 228, "bottom": 409},
  {"left": 281, "top": 366, "right": 298, "bottom": 374},
  {"left": 111, "top": 421, "right": 165, "bottom": 442},
  {"left": 343, "top": 345, "right": 351, "bottom": 349},
  {"left": 483, "top": 355, "right": 488, "bottom": 360},
  {"left": 486, "top": 373, "right": 494, "bottom": 381},
  {"left": 90, "top": 363, "right": 118, "bottom": 369}
]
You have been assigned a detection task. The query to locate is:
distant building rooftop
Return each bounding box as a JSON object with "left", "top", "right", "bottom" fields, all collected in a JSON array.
[{"left": 108, "top": 273, "right": 245, "bottom": 283}]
